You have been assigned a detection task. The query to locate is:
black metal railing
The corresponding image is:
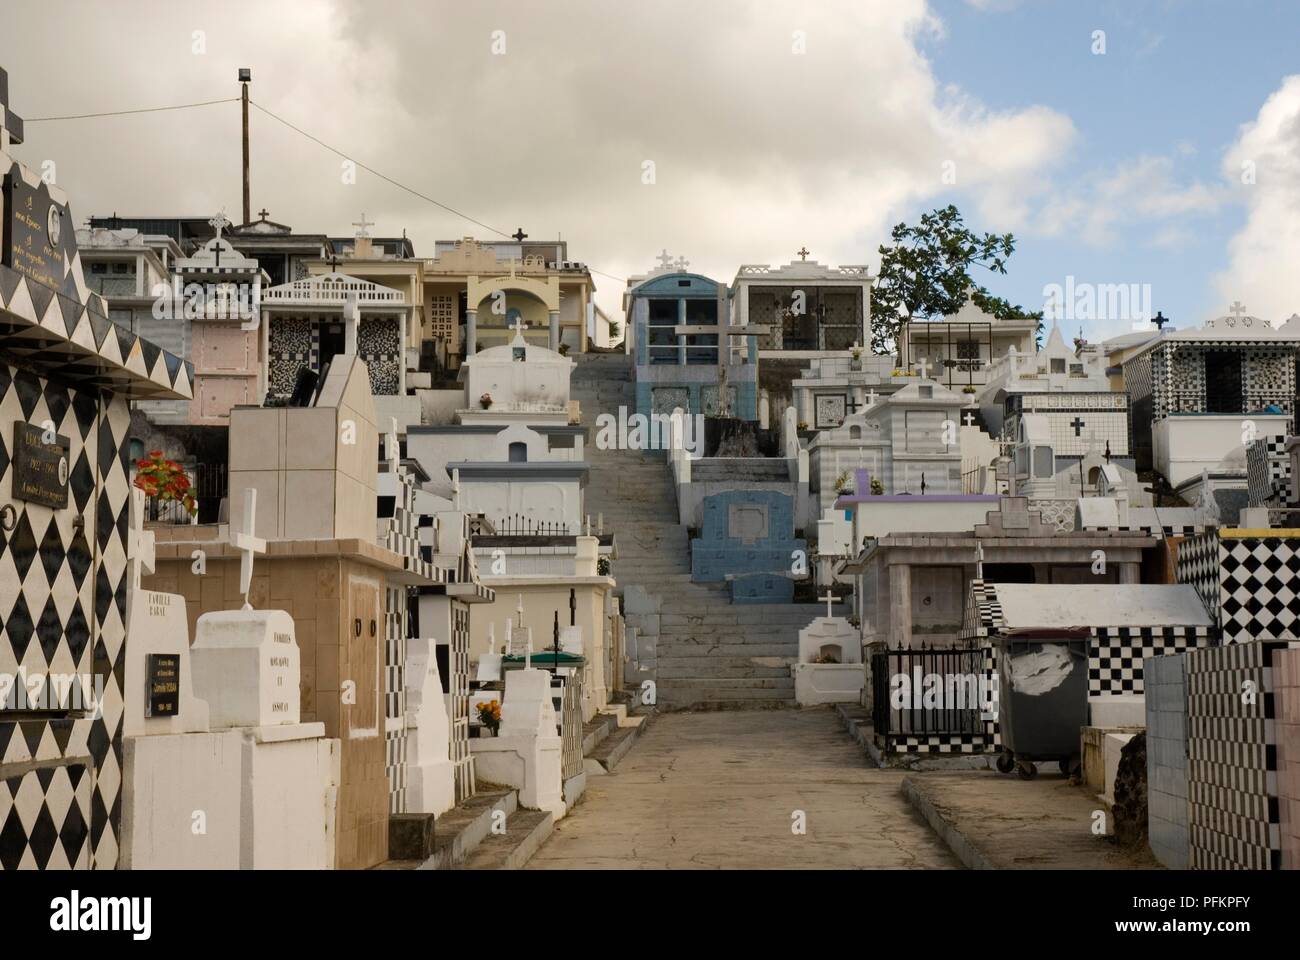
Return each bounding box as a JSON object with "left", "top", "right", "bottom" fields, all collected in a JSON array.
[
  {"left": 493, "top": 514, "right": 571, "bottom": 537},
  {"left": 870, "top": 643, "right": 987, "bottom": 739}
]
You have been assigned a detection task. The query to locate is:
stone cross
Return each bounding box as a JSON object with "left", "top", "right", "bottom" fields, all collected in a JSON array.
[
  {"left": 352, "top": 213, "right": 374, "bottom": 238},
  {"left": 674, "top": 256, "right": 690, "bottom": 271},
  {"left": 511, "top": 316, "right": 527, "bottom": 338},
  {"left": 451, "top": 467, "right": 461, "bottom": 510},
  {"left": 208, "top": 210, "right": 231, "bottom": 242},
  {"left": 963, "top": 410, "right": 976, "bottom": 427},
  {"left": 1229, "top": 300, "right": 1247, "bottom": 322},
  {"left": 656, "top": 249, "right": 673, "bottom": 269},
  {"left": 865, "top": 389, "right": 878, "bottom": 407},
  {"left": 126, "top": 488, "right": 156, "bottom": 591},
  {"left": 819, "top": 590, "right": 841, "bottom": 619},
  {"left": 232, "top": 488, "right": 267, "bottom": 611}
]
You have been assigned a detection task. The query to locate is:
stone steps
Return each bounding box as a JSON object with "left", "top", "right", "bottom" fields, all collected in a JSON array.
[
  {"left": 373, "top": 787, "right": 518, "bottom": 870},
  {"left": 656, "top": 658, "right": 794, "bottom": 679},
  {"left": 458, "top": 808, "right": 555, "bottom": 870}
]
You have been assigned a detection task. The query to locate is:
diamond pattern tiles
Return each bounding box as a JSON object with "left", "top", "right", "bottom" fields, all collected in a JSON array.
[{"left": 0, "top": 362, "right": 131, "bottom": 870}]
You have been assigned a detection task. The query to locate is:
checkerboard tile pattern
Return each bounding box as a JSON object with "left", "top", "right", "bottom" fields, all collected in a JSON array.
[
  {"left": 1184, "top": 641, "right": 1297, "bottom": 870},
  {"left": 1247, "top": 435, "right": 1293, "bottom": 508},
  {"left": 1176, "top": 531, "right": 1223, "bottom": 627},
  {"left": 1090, "top": 626, "right": 1212, "bottom": 695},
  {"left": 0, "top": 367, "right": 132, "bottom": 870},
  {"left": 1220, "top": 537, "right": 1300, "bottom": 642}
]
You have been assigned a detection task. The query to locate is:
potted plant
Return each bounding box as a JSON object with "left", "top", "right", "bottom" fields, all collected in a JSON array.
[
  {"left": 479, "top": 392, "right": 493, "bottom": 410},
  {"left": 870, "top": 477, "right": 884, "bottom": 496},
  {"left": 962, "top": 385, "right": 977, "bottom": 395},
  {"left": 833, "top": 471, "right": 854, "bottom": 494},
  {"left": 476, "top": 699, "right": 501, "bottom": 736},
  {"left": 850, "top": 346, "right": 863, "bottom": 371},
  {"left": 133, "top": 450, "right": 197, "bottom": 520}
]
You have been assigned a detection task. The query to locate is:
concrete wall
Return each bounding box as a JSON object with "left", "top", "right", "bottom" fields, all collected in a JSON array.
[
  {"left": 1154, "top": 413, "right": 1290, "bottom": 488},
  {"left": 1144, "top": 653, "right": 1189, "bottom": 869}
]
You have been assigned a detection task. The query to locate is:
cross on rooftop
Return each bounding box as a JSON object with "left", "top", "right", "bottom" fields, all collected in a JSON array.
[
  {"left": 208, "top": 210, "right": 231, "bottom": 242},
  {"left": 512, "top": 227, "right": 528, "bottom": 242},
  {"left": 1229, "top": 300, "right": 1247, "bottom": 321},
  {"left": 232, "top": 488, "right": 267, "bottom": 611},
  {"left": 126, "top": 488, "right": 156, "bottom": 591},
  {"left": 511, "top": 316, "right": 528, "bottom": 337},
  {"left": 257, "top": 207, "right": 269, "bottom": 221},
  {"left": 674, "top": 256, "right": 690, "bottom": 271},
  {"left": 819, "top": 589, "right": 841, "bottom": 619},
  {"left": 1152, "top": 310, "right": 1169, "bottom": 329},
  {"left": 327, "top": 251, "right": 342, "bottom": 273},
  {"left": 0, "top": 67, "right": 25, "bottom": 146},
  {"left": 353, "top": 213, "right": 374, "bottom": 238},
  {"left": 656, "top": 249, "right": 674, "bottom": 269},
  {"left": 797, "top": 246, "right": 810, "bottom": 261}
]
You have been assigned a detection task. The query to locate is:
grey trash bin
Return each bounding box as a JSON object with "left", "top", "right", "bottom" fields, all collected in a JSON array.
[{"left": 994, "top": 630, "right": 1089, "bottom": 779}]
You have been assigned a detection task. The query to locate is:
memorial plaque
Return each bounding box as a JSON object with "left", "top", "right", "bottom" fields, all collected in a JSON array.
[
  {"left": 12, "top": 422, "right": 69, "bottom": 509},
  {"left": 145, "top": 653, "right": 181, "bottom": 718},
  {"left": 2, "top": 164, "right": 74, "bottom": 296}
]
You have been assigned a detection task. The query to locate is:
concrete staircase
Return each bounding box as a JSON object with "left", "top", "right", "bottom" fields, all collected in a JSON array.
[{"left": 570, "top": 353, "right": 843, "bottom": 711}]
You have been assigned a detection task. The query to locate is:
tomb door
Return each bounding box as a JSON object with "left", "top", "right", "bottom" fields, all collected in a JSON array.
[
  {"left": 344, "top": 576, "right": 383, "bottom": 737},
  {"left": 1203, "top": 350, "right": 1243, "bottom": 414}
]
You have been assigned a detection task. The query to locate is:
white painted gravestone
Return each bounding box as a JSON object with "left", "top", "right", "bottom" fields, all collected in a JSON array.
[
  {"left": 122, "top": 488, "right": 209, "bottom": 737},
  {"left": 472, "top": 668, "right": 564, "bottom": 816},
  {"left": 404, "top": 634, "right": 456, "bottom": 816},
  {"left": 792, "top": 593, "right": 865, "bottom": 706},
  {"left": 191, "top": 609, "right": 301, "bottom": 729}
]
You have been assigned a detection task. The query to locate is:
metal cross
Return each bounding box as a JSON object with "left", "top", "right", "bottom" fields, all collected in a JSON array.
[
  {"left": 512, "top": 227, "right": 528, "bottom": 242},
  {"left": 208, "top": 210, "right": 231, "bottom": 242},
  {"left": 797, "top": 246, "right": 810, "bottom": 261},
  {"left": 1152, "top": 310, "right": 1169, "bottom": 330},
  {"left": 257, "top": 207, "right": 269, "bottom": 221}
]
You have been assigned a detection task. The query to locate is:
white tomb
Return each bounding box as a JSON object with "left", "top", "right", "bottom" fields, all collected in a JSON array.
[
  {"left": 471, "top": 668, "right": 565, "bottom": 817},
  {"left": 191, "top": 609, "right": 301, "bottom": 729},
  {"left": 404, "top": 635, "right": 456, "bottom": 816},
  {"left": 791, "top": 592, "right": 866, "bottom": 706}
]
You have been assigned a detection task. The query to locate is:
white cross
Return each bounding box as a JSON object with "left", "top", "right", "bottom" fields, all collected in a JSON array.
[
  {"left": 1229, "top": 300, "right": 1247, "bottom": 321},
  {"left": 232, "top": 488, "right": 266, "bottom": 611},
  {"left": 865, "top": 389, "right": 878, "bottom": 407},
  {"left": 126, "top": 488, "right": 156, "bottom": 591},
  {"left": 963, "top": 411, "right": 976, "bottom": 426},
  {"left": 819, "top": 590, "right": 841, "bottom": 619},
  {"left": 656, "top": 249, "right": 674, "bottom": 269},
  {"left": 674, "top": 256, "right": 690, "bottom": 271},
  {"left": 208, "top": 210, "right": 231, "bottom": 242},
  {"left": 914, "top": 358, "right": 931, "bottom": 379},
  {"left": 353, "top": 213, "right": 374, "bottom": 238},
  {"left": 511, "top": 316, "right": 527, "bottom": 338}
]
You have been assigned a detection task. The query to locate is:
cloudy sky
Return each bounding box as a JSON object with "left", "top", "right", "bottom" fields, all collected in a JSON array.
[{"left": 3, "top": 0, "right": 1299, "bottom": 339}]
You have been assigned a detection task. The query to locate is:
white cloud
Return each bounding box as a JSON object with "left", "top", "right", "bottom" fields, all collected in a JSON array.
[{"left": 1215, "top": 75, "right": 1300, "bottom": 324}]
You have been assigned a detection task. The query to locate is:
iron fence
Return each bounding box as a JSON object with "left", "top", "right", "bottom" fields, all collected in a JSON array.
[
  {"left": 870, "top": 642, "right": 987, "bottom": 739},
  {"left": 494, "top": 514, "right": 571, "bottom": 537},
  {"left": 143, "top": 461, "right": 227, "bottom": 525}
]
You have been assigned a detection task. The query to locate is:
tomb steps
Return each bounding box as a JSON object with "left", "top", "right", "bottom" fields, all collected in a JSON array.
[
  {"left": 375, "top": 787, "right": 518, "bottom": 870},
  {"left": 458, "top": 808, "right": 555, "bottom": 870}
]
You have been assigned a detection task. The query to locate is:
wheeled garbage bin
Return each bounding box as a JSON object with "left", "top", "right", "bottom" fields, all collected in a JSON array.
[{"left": 993, "top": 629, "right": 1089, "bottom": 780}]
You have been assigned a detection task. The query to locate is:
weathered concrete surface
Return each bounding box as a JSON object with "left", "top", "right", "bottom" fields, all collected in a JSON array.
[
  {"left": 903, "top": 771, "right": 1161, "bottom": 870},
  {"left": 527, "top": 708, "right": 960, "bottom": 869}
]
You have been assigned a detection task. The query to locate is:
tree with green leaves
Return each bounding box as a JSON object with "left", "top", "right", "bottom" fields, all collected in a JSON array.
[{"left": 868, "top": 204, "right": 1042, "bottom": 355}]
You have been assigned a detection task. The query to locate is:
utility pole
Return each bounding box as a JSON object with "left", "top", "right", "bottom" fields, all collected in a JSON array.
[{"left": 239, "top": 68, "right": 252, "bottom": 225}]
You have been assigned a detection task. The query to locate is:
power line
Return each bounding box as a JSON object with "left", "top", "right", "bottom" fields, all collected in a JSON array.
[
  {"left": 26, "top": 97, "right": 239, "bottom": 122},
  {"left": 250, "top": 100, "right": 627, "bottom": 284}
]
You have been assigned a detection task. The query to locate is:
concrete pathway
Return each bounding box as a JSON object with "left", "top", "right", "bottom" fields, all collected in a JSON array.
[
  {"left": 527, "top": 709, "right": 960, "bottom": 869},
  {"left": 902, "top": 771, "right": 1161, "bottom": 869}
]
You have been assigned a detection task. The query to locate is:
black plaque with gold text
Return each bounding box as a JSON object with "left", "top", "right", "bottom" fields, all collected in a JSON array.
[
  {"left": 2, "top": 162, "right": 75, "bottom": 297},
  {"left": 145, "top": 653, "right": 180, "bottom": 718},
  {"left": 12, "top": 422, "right": 69, "bottom": 509}
]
